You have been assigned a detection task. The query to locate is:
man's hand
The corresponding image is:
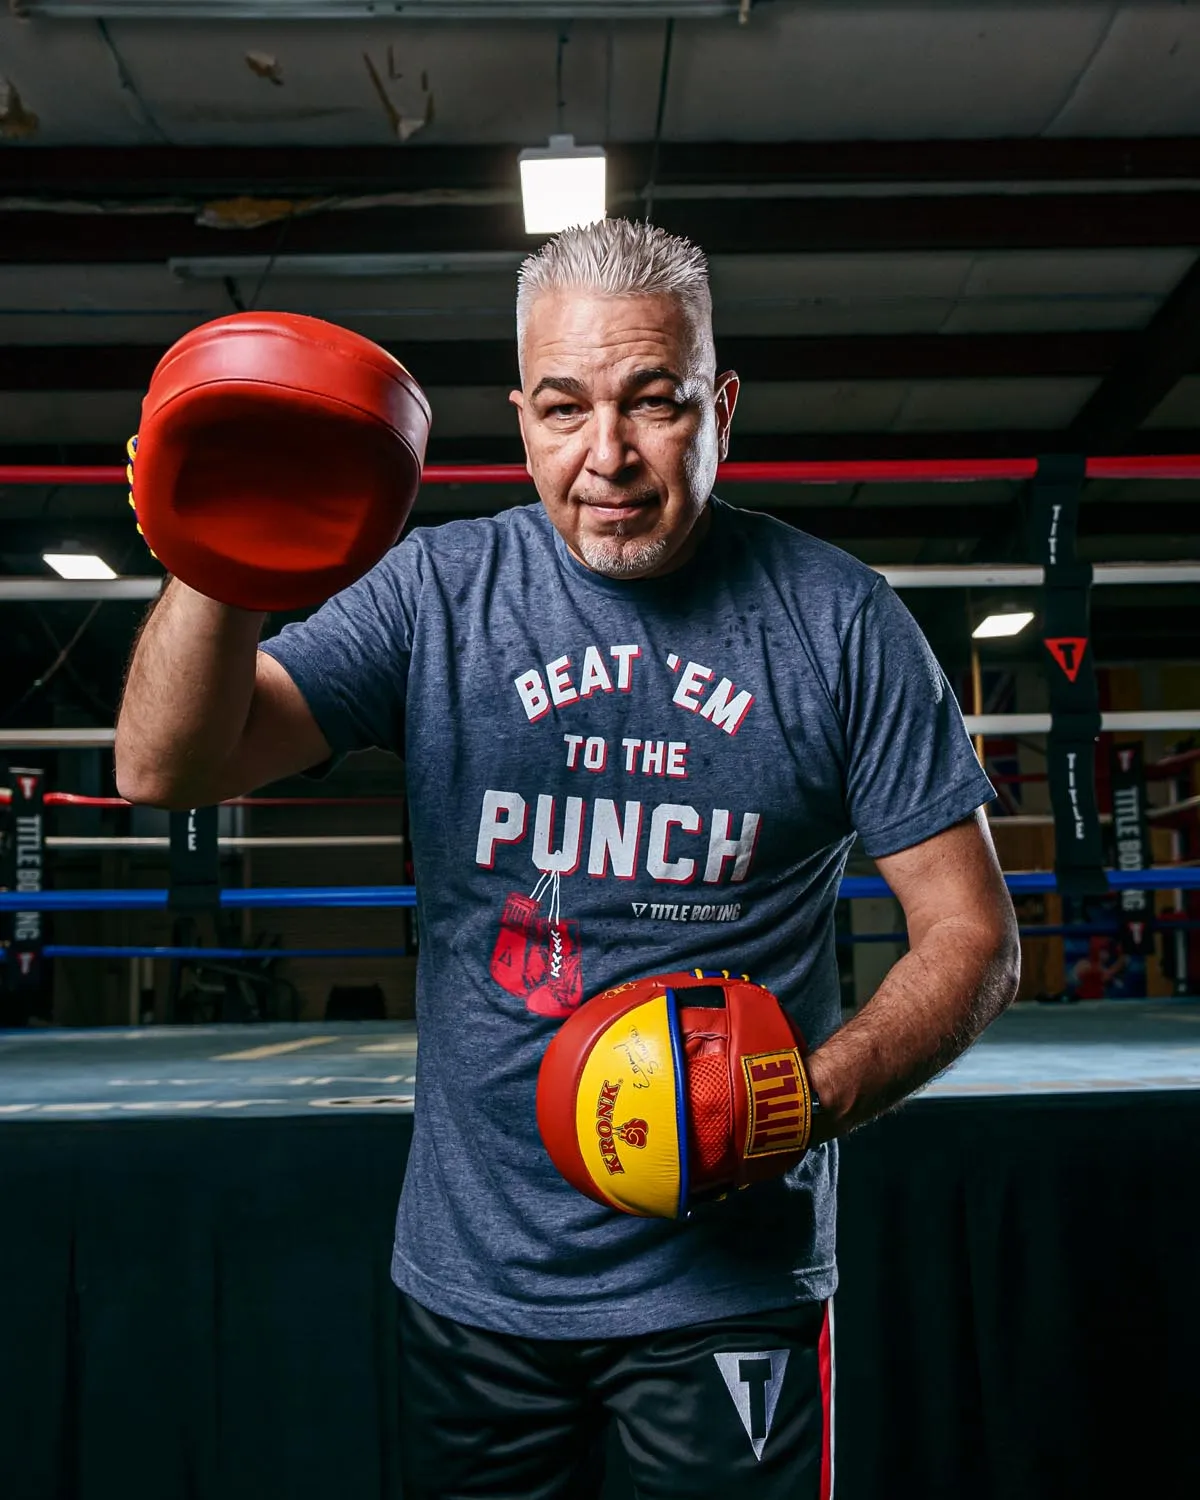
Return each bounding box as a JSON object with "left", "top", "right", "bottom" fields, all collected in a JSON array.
[{"left": 805, "top": 809, "right": 1019, "bottom": 1141}]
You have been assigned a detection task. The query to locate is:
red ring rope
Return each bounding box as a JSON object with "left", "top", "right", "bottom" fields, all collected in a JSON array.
[
  {"left": 0, "top": 791, "right": 406, "bottom": 808},
  {"left": 3, "top": 456, "right": 1200, "bottom": 487}
]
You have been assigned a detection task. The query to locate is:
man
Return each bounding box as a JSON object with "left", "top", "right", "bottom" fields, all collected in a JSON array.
[{"left": 116, "top": 217, "right": 1018, "bottom": 1499}]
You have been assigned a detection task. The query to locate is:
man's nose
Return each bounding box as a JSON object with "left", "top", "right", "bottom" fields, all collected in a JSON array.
[{"left": 585, "top": 406, "right": 637, "bottom": 479}]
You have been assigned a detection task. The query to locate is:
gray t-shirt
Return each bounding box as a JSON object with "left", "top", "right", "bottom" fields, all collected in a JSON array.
[{"left": 261, "top": 498, "right": 993, "bottom": 1338}]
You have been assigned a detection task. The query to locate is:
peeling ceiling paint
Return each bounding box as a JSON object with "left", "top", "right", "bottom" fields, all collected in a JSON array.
[
  {"left": 245, "top": 52, "right": 285, "bottom": 88},
  {"left": 0, "top": 78, "right": 39, "bottom": 140}
]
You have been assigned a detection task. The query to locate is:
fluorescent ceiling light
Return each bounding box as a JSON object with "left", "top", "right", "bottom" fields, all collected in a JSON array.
[
  {"left": 519, "top": 135, "right": 606, "bottom": 236},
  {"left": 1, "top": 578, "right": 158, "bottom": 601},
  {"left": 972, "top": 611, "right": 1035, "bottom": 640},
  {"left": 13, "top": 2, "right": 744, "bottom": 17},
  {"left": 43, "top": 552, "right": 117, "bottom": 581},
  {"left": 170, "top": 252, "right": 526, "bottom": 282}
]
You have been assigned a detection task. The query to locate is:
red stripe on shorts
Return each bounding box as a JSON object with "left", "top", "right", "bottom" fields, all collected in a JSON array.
[{"left": 818, "top": 1301, "right": 835, "bottom": 1499}]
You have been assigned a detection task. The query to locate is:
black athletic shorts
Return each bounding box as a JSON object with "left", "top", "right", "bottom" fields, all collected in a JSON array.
[{"left": 397, "top": 1291, "right": 834, "bottom": 1500}]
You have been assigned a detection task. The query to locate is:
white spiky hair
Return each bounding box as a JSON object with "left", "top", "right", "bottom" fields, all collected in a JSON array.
[{"left": 516, "top": 217, "right": 714, "bottom": 382}]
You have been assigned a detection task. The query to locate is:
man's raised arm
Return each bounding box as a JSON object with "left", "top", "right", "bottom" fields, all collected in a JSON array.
[{"left": 115, "top": 578, "right": 331, "bottom": 809}]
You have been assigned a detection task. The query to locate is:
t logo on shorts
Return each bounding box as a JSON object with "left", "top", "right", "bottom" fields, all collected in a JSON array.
[{"left": 713, "top": 1350, "right": 790, "bottom": 1461}]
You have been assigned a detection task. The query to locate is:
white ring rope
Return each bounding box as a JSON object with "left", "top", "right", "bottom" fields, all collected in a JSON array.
[
  {"left": 6, "top": 710, "right": 1200, "bottom": 751},
  {"left": 963, "top": 711, "right": 1200, "bottom": 735},
  {"left": 45, "top": 836, "right": 405, "bottom": 851},
  {"left": 1, "top": 560, "right": 1199, "bottom": 602}
]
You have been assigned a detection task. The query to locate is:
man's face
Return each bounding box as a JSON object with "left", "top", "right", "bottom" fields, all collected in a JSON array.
[{"left": 510, "top": 290, "right": 739, "bottom": 579}]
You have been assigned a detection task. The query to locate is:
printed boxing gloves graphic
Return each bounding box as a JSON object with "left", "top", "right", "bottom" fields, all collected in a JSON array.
[{"left": 490, "top": 870, "right": 583, "bottom": 1017}]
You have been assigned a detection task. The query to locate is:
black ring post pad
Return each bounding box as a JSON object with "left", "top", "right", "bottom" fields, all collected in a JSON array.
[
  {"left": 168, "top": 806, "right": 221, "bottom": 913},
  {"left": 2, "top": 764, "right": 47, "bottom": 1000},
  {"left": 1110, "top": 741, "right": 1154, "bottom": 953},
  {"left": 1030, "top": 455, "right": 1109, "bottom": 900}
]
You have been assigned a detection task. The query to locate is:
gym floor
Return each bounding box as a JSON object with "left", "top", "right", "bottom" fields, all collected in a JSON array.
[{"left": 2, "top": 1000, "right": 1196, "bottom": 1119}]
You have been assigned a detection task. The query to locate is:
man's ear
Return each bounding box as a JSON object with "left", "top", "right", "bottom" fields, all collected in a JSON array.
[
  {"left": 509, "top": 389, "right": 532, "bottom": 465},
  {"left": 714, "top": 371, "right": 740, "bottom": 462}
]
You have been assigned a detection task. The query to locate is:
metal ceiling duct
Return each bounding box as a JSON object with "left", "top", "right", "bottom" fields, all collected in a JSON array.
[{"left": 13, "top": 1, "right": 751, "bottom": 19}]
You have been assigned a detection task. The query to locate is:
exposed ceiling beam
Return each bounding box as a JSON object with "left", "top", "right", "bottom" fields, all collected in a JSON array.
[
  {"left": 0, "top": 332, "right": 1134, "bottom": 392},
  {"left": 962, "top": 494, "right": 1030, "bottom": 567},
  {"left": 4, "top": 192, "right": 1200, "bottom": 265},
  {"left": 1069, "top": 255, "right": 1200, "bottom": 452},
  {"left": 7, "top": 139, "right": 1200, "bottom": 200},
  {"left": 1090, "top": 621, "right": 1200, "bottom": 660},
  {"left": 723, "top": 429, "right": 1200, "bottom": 463},
  {"left": 750, "top": 504, "right": 1200, "bottom": 541}
]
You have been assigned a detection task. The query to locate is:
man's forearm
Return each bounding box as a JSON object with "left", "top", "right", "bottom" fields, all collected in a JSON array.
[
  {"left": 805, "top": 914, "right": 1019, "bottom": 1143},
  {"left": 115, "top": 578, "right": 267, "bottom": 807}
]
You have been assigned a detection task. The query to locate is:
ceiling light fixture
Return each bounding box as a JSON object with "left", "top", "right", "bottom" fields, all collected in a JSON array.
[
  {"left": 169, "top": 252, "right": 526, "bottom": 282},
  {"left": 972, "top": 611, "right": 1035, "bottom": 641},
  {"left": 519, "top": 134, "right": 606, "bottom": 235},
  {"left": 43, "top": 552, "right": 117, "bottom": 581}
]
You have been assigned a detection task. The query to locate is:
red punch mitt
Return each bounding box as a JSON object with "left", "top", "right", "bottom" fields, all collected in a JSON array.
[
  {"left": 132, "top": 312, "right": 431, "bottom": 610},
  {"left": 536, "top": 970, "right": 814, "bottom": 1219}
]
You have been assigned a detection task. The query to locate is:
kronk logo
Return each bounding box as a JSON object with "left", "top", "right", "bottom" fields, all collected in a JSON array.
[
  {"left": 1044, "top": 637, "right": 1088, "bottom": 683},
  {"left": 595, "top": 1080, "right": 648, "bottom": 1174},
  {"left": 18, "top": 776, "right": 37, "bottom": 801},
  {"left": 617, "top": 1117, "right": 649, "bottom": 1148}
]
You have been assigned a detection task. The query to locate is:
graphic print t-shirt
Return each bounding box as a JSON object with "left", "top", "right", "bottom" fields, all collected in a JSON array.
[{"left": 261, "top": 499, "right": 994, "bottom": 1338}]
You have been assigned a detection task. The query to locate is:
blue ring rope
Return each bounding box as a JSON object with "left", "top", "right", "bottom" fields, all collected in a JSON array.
[
  {"left": 1, "top": 868, "right": 1199, "bottom": 913},
  {"left": 837, "top": 921, "right": 1200, "bottom": 945},
  {"left": 0, "top": 886, "right": 419, "bottom": 911},
  {"left": 1, "top": 923, "right": 1190, "bottom": 961}
]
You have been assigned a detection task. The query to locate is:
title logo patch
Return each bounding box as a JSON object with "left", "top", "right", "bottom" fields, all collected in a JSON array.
[
  {"left": 1044, "top": 636, "right": 1088, "bottom": 683},
  {"left": 742, "top": 1049, "right": 810, "bottom": 1158}
]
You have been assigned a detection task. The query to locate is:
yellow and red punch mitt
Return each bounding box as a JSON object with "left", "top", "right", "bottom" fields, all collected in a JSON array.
[
  {"left": 129, "top": 312, "right": 431, "bottom": 610},
  {"left": 537, "top": 970, "right": 815, "bottom": 1219}
]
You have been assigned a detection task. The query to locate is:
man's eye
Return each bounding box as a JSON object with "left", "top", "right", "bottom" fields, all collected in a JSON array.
[
  {"left": 635, "top": 396, "right": 676, "bottom": 410},
  {"left": 547, "top": 404, "right": 580, "bottom": 418}
]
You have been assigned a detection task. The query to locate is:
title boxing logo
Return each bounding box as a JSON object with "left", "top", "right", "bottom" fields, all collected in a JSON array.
[
  {"left": 13, "top": 813, "right": 43, "bottom": 945},
  {"left": 743, "top": 1050, "right": 809, "bottom": 1157},
  {"left": 1044, "top": 637, "right": 1087, "bottom": 684},
  {"left": 713, "top": 1350, "right": 790, "bottom": 1461}
]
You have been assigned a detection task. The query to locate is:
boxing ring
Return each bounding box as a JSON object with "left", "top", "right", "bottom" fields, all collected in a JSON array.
[
  {"left": 1, "top": 1003, "right": 1197, "bottom": 1500},
  {"left": 3, "top": 453, "right": 1200, "bottom": 1498}
]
